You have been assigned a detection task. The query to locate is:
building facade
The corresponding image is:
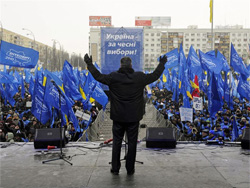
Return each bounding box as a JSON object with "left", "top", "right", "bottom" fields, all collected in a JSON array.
[
  {"left": 89, "top": 25, "right": 250, "bottom": 71},
  {"left": 0, "top": 28, "right": 70, "bottom": 71}
]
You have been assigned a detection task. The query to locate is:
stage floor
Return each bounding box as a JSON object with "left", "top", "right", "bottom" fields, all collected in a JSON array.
[{"left": 0, "top": 142, "right": 249, "bottom": 188}]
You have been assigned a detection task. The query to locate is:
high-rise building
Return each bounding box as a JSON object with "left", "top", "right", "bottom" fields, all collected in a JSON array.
[{"left": 89, "top": 25, "right": 250, "bottom": 71}]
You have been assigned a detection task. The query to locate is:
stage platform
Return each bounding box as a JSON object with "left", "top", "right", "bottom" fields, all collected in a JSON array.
[{"left": 0, "top": 141, "right": 249, "bottom": 188}]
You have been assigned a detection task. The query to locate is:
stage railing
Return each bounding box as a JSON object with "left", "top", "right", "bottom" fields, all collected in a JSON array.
[{"left": 85, "top": 101, "right": 187, "bottom": 142}]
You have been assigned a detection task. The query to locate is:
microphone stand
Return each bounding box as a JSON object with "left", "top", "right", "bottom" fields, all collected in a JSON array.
[{"left": 42, "top": 80, "right": 73, "bottom": 165}]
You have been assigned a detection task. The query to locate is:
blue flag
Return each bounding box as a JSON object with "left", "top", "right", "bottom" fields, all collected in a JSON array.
[
  {"left": 158, "top": 48, "right": 179, "bottom": 69},
  {"left": 0, "top": 71, "right": 18, "bottom": 84},
  {"left": 209, "top": 73, "right": 222, "bottom": 118},
  {"left": 31, "top": 78, "right": 51, "bottom": 124},
  {"left": 91, "top": 82, "right": 109, "bottom": 109},
  {"left": 29, "top": 77, "right": 34, "bottom": 97},
  {"left": 230, "top": 43, "right": 249, "bottom": 80},
  {"left": 232, "top": 116, "right": 239, "bottom": 141},
  {"left": 62, "top": 60, "right": 85, "bottom": 103},
  {"left": 0, "top": 40, "right": 39, "bottom": 68},
  {"left": 44, "top": 70, "right": 79, "bottom": 129},
  {"left": 187, "top": 46, "right": 202, "bottom": 80},
  {"left": 24, "top": 69, "right": 32, "bottom": 83},
  {"left": 237, "top": 75, "right": 250, "bottom": 101},
  {"left": 199, "top": 50, "right": 223, "bottom": 75},
  {"left": 206, "top": 50, "right": 230, "bottom": 73}
]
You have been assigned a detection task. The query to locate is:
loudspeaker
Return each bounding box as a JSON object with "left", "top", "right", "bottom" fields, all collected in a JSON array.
[
  {"left": 34, "top": 128, "right": 66, "bottom": 149},
  {"left": 146, "top": 127, "right": 176, "bottom": 148},
  {"left": 241, "top": 128, "right": 250, "bottom": 149}
]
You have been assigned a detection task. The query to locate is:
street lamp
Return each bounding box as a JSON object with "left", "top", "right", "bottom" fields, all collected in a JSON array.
[
  {"left": 52, "top": 39, "right": 62, "bottom": 71},
  {"left": 22, "top": 28, "right": 36, "bottom": 49},
  {"left": 0, "top": 21, "right": 3, "bottom": 42}
]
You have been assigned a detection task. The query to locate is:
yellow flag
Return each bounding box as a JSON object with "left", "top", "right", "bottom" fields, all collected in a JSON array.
[
  {"left": 179, "top": 81, "right": 182, "bottom": 89},
  {"left": 210, "top": 0, "right": 213, "bottom": 23},
  {"left": 42, "top": 76, "right": 47, "bottom": 87},
  {"left": 163, "top": 74, "right": 167, "bottom": 83}
]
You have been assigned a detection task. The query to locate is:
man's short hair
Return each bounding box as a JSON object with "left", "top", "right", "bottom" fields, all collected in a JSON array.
[{"left": 120, "top": 56, "right": 132, "bottom": 68}]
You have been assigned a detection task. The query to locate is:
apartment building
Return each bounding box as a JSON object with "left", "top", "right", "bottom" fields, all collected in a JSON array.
[
  {"left": 89, "top": 25, "right": 250, "bottom": 71},
  {"left": 0, "top": 28, "right": 69, "bottom": 71}
]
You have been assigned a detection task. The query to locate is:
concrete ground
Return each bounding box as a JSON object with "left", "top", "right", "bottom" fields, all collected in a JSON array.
[{"left": 0, "top": 141, "right": 249, "bottom": 188}]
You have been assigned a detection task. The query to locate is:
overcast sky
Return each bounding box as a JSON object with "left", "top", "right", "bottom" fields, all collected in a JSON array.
[{"left": 0, "top": 0, "right": 249, "bottom": 55}]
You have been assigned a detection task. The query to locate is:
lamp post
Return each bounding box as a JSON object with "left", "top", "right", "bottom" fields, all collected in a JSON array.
[
  {"left": 0, "top": 21, "right": 3, "bottom": 42},
  {"left": 22, "top": 28, "right": 36, "bottom": 49},
  {"left": 52, "top": 39, "right": 62, "bottom": 71}
]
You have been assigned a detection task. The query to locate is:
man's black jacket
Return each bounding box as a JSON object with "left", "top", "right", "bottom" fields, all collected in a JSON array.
[{"left": 87, "top": 62, "right": 165, "bottom": 122}]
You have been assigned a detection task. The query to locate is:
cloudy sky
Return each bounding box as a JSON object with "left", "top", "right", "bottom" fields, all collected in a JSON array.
[{"left": 0, "top": 0, "right": 249, "bottom": 55}]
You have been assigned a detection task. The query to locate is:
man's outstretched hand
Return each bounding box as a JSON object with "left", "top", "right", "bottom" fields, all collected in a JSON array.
[
  {"left": 159, "top": 55, "right": 167, "bottom": 65},
  {"left": 84, "top": 53, "right": 92, "bottom": 65}
]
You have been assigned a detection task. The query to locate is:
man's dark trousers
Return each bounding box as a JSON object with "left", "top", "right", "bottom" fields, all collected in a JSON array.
[{"left": 112, "top": 121, "right": 139, "bottom": 173}]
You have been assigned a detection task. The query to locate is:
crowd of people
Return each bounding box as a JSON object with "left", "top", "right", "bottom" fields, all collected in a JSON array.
[
  {"left": 1, "top": 80, "right": 249, "bottom": 143},
  {"left": 150, "top": 86, "right": 249, "bottom": 142},
  {"left": 0, "top": 83, "right": 101, "bottom": 143}
]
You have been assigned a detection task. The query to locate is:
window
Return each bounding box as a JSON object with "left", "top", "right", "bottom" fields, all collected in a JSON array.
[
  {"left": 145, "top": 54, "right": 149, "bottom": 57},
  {"left": 151, "top": 49, "right": 154, "bottom": 52},
  {"left": 197, "top": 44, "right": 200, "bottom": 47},
  {"left": 202, "top": 39, "right": 206, "bottom": 42},
  {"left": 146, "top": 39, "right": 149, "bottom": 42},
  {"left": 185, "top": 39, "right": 189, "bottom": 41},
  {"left": 151, "top": 39, "right": 154, "bottom": 41},
  {"left": 197, "top": 39, "right": 200, "bottom": 41},
  {"left": 238, "top": 33, "right": 241, "bottom": 37},
  {"left": 151, "top": 54, "right": 154, "bottom": 57},
  {"left": 145, "top": 33, "right": 149, "bottom": 36},
  {"left": 197, "top": 33, "right": 200, "bottom": 37},
  {"left": 191, "top": 33, "right": 195, "bottom": 37},
  {"left": 151, "top": 44, "right": 154, "bottom": 47},
  {"left": 145, "top": 44, "right": 148, "bottom": 47},
  {"left": 157, "top": 33, "right": 160, "bottom": 36},
  {"left": 191, "top": 39, "right": 195, "bottom": 41},
  {"left": 151, "top": 33, "right": 154, "bottom": 36},
  {"left": 157, "top": 44, "right": 160, "bottom": 47}
]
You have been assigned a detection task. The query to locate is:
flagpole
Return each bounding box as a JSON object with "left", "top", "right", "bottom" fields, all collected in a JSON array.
[{"left": 211, "top": 0, "right": 214, "bottom": 51}]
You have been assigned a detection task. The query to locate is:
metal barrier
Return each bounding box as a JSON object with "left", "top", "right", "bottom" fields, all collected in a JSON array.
[{"left": 86, "top": 101, "right": 188, "bottom": 141}]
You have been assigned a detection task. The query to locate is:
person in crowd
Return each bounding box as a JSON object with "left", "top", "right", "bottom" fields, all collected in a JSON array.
[{"left": 84, "top": 53, "right": 167, "bottom": 175}]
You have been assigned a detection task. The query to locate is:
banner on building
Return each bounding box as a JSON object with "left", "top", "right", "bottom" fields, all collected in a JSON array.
[
  {"left": 0, "top": 40, "right": 39, "bottom": 68},
  {"left": 101, "top": 27, "right": 143, "bottom": 76},
  {"left": 89, "top": 16, "right": 112, "bottom": 26},
  {"left": 179, "top": 107, "right": 193, "bottom": 122},
  {"left": 193, "top": 97, "right": 203, "bottom": 111},
  {"left": 135, "top": 17, "right": 171, "bottom": 26}
]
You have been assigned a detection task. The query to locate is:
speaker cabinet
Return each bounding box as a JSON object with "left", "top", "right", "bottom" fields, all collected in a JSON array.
[
  {"left": 34, "top": 128, "right": 66, "bottom": 149},
  {"left": 146, "top": 127, "right": 176, "bottom": 148},
  {"left": 241, "top": 128, "right": 250, "bottom": 149}
]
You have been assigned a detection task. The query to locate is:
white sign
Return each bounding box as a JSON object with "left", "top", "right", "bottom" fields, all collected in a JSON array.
[
  {"left": 26, "top": 101, "right": 32, "bottom": 108},
  {"left": 193, "top": 97, "right": 203, "bottom": 111},
  {"left": 179, "top": 107, "right": 193, "bottom": 122},
  {"left": 75, "top": 110, "right": 91, "bottom": 121}
]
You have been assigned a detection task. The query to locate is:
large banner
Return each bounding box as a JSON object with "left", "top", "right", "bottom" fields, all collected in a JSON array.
[
  {"left": 101, "top": 27, "right": 143, "bottom": 75},
  {"left": 0, "top": 40, "right": 39, "bottom": 68},
  {"left": 89, "top": 16, "right": 112, "bottom": 26}
]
